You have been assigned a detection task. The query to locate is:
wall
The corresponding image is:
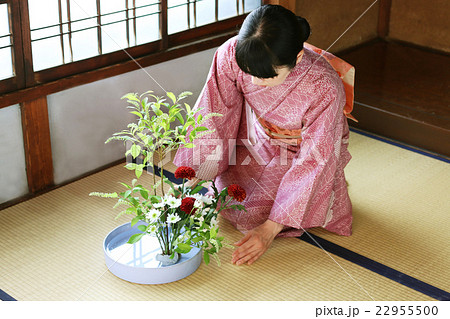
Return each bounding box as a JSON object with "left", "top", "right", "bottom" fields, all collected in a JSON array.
[
  {"left": 389, "top": 0, "right": 450, "bottom": 53},
  {"left": 0, "top": 104, "right": 28, "bottom": 204},
  {"left": 47, "top": 47, "right": 217, "bottom": 185},
  {"left": 296, "top": 0, "right": 379, "bottom": 53}
]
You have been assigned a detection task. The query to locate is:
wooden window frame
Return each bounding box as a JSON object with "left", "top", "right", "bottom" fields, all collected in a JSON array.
[{"left": 0, "top": 0, "right": 259, "bottom": 107}]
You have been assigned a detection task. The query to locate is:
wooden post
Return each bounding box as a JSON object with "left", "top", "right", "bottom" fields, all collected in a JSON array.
[
  {"left": 160, "top": 0, "right": 168, "bottom": 50},
  {"left": 18, "top": 0, "right": 35, "bottom": 87},
  {"left": 377, "top": 0, "right": 392, "bottom": 38},
  {"left": 21, "top": 96, "right": 54, "bottom": 193}
]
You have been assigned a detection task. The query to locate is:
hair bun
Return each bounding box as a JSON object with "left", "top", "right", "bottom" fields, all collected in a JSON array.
[{"left": 297, "top": 16, "right": 311, "bottom": 42}]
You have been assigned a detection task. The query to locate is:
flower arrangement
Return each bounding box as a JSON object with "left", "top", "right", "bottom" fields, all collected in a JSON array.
[{"left": 90, "top": 91, "right": 246, "bottom": 265}]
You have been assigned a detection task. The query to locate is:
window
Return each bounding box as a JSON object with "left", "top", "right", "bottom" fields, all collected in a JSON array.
[
  {"left": 28, "top": 0, "right": 162, "bottom": 71},
  {"left": 0, "top": 0, "right": 260, "bottom": 95},
  {"left": 167, "top": 0, "right": 259, "bottom": 33},
  {"left": 0, "top": 1, "right": 14, "bottom": 80}
]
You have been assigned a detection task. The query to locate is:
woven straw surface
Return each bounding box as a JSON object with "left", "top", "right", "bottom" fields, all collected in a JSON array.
[
  {"left": 0, "top": 132, "right": 445, "bottom": 300},
  {"left": 310, "top": 133, "right": 450, "bottom": 293}
]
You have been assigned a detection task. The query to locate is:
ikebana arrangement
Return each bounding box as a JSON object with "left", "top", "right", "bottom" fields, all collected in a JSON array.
[{"left": 90, "top": 91, "right": 246, "bottom": 266}]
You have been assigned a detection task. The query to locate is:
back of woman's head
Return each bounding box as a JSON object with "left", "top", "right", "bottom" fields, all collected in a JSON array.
[{"left": 235, "top": 4, "right": 310, "bottom": 78}]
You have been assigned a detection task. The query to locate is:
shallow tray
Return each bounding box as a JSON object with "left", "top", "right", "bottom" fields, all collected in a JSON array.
[{"left": 103, "top": 222, "right": 202, "bottom": 284}]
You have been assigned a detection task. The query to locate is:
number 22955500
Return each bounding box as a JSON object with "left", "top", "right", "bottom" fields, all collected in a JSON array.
[{"left": 376, "top": 305, "right": 438, "bottom": 316}]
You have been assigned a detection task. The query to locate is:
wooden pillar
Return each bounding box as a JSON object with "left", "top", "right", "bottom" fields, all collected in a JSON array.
[
  {"left": 160, "top": 0, "right": 168, "bottom": 50},
  {"left": 377, "top": 0, "right": 392, "bottom": 38},
  {"left": 264, "top": 0, "right": 296, "bottom": 13},
  {"left": 21, "top": 97, "right": 54, "bottom": 193},
  {"left": 18, "top": 0, "right": 35, "bottom": 87}
]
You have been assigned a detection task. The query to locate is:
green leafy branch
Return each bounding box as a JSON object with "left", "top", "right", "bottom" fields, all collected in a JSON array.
[{"left": 106, "top": 91, "right": 221, "bottom": 197}]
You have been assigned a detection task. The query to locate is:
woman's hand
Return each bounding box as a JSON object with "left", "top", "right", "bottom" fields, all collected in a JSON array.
[{"left": 231, "top": 219, "right": 283, "bottom": 266}]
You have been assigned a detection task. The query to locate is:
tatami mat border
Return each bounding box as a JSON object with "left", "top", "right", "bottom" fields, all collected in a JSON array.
[
  {"left": 0, "top": 288, "right": 16, "bottom": 301},
  {"left": 298, "top": 233, "right": 450, "bottom": 301},
  {"left": 349, "top": 127, "right": 450, "bottom": 163}
]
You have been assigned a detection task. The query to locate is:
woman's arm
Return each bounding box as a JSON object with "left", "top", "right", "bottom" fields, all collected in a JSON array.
[{"left": 173, "top": 37, "right": 244, "bottom": 180}]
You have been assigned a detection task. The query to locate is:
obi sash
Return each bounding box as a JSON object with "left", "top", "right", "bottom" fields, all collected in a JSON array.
[
  {"left": 257, "top": 117, "right": 303, "bottom": 146},
  {"left": 304, "top": 43, "right": 357, "bottom": 122}
]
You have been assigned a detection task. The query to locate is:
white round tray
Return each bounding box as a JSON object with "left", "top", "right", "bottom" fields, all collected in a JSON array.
[{"left": 103, "top": 222, "right": 202, "bottom": 284}]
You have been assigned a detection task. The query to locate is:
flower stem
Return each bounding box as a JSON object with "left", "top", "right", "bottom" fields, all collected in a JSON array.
[
  {"left": 155, "top": 231, "right": 165, "bottom": 253},
  {"left": 158, "top": 149, "right": 165, "bottom": 197},
  {"left": 165, "top": 222, "right": 170, "bottom": 254},
  {"left": 217, "top": 198, "right": 232, "bottom": 213},
  {"left": 151, "top": 153, "right": 157, "bottom": 196}
]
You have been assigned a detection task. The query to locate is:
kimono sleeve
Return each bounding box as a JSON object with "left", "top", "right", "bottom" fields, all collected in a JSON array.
[
  {"left": 173, "top": 38, "right": 244, "bottom": 180},
  {"left": 268, "top": 77, "right": 347, "bottom": 229}
]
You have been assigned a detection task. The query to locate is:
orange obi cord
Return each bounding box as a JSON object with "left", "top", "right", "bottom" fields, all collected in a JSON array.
[
  {"left": 304, "top": 43, "right": 358, "bottom": 122},
  {"left": 258, "top": 117, "right": 303, "bottom": 146}
]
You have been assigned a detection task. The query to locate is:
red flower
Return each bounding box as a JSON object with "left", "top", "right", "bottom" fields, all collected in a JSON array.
[
  {"left": 227, "top": 184, "right": 246, "bottom": 202},
  {"left": 180, "top": 197, "right": 196, "bottom": 215},
  {"left": 174, "top": 166, "right": 196, "bottom": 180}
]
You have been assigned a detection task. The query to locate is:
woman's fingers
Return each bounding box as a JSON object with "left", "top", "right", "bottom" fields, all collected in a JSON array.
[
  {"left": 233, "top": 232, "right": 252, "bottom": 246},
  {"left": 247, "top": 252, "right": 263, "bottom": 265},
  {"left": 233, "top": 245, "right": 264, "bottom": 266},
  {"left": 231, "top": 240, "right": 256, "bottom": 263},
  {"left": 233, "top": 246, "right": 260, "bottom": 265}
]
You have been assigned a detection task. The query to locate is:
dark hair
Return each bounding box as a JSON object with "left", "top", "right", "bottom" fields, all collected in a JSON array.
[{"left": 235, "top": 4, "right": 311, "bottom": 78}]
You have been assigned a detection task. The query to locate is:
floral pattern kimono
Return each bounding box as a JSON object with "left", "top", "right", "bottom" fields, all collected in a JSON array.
[{"left": 174, "top": 36, "right": 355, "bottom": 238}]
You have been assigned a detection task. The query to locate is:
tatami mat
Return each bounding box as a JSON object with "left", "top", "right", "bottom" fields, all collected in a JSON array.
[
  {"left": 0, "top": 131, "right": 447, "bottom": 300},
  {"left": 309, "top": 132, "right": 450, "bottom": 294}
]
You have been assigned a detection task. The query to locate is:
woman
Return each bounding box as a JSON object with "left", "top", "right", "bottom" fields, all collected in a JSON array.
[{"left": 173, "top": 4, "right": 354, "bottom": 266}]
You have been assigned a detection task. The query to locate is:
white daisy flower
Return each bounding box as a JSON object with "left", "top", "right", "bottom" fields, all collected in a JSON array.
[
  {"left": 165, "top": 195, "right": 181, "bottom": 208},
  {"left": 167, "top": 212, "right": 181, "bottom": 224},
  {"left": 202, "top": 195, "right": 214, "bottom": 205},
  {"left": 147, "top": 224, "right": 158, "bottom": 236},
  {"left": 194, "top": 199, "right": 203, "bottom": 209},
  {"left": 210, "top": 217, "right": 218, "bottom": 228},
  {"left": 145, "top": 209, "right": 161, "bottom": 222},
  {"left": 163, "top": 194, "right": 174, "bottom": 200},
  {"left": 190, "top": 193, "right": 201, "bottom": 199},
  {"left": 153, "top": 200, "right": 165, "bottom": 208},
  {"left": 201, "top": 207, "right": 214, "bottom": 216}
]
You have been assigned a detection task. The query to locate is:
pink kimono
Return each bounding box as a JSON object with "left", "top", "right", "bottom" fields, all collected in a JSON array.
[{"left": 174, "top": 37, "right": 353, "bottom": 238}]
